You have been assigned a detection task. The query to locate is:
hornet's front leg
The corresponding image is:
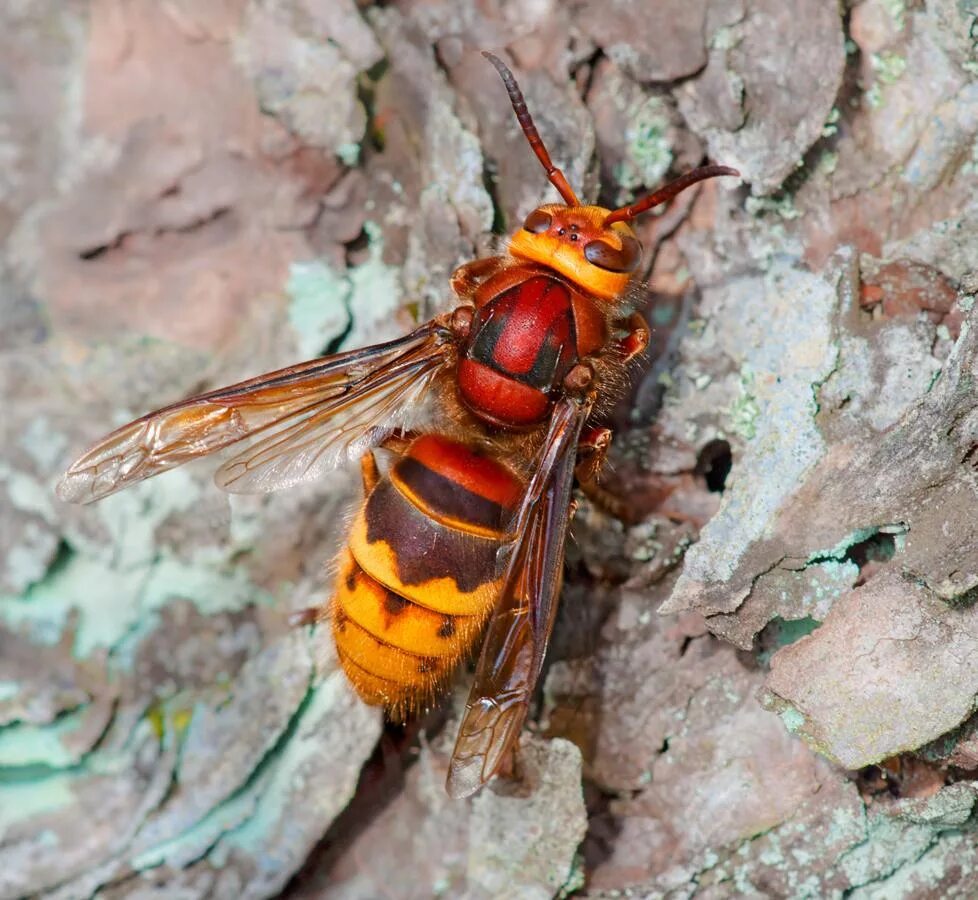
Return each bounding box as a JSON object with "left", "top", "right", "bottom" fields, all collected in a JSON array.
[
  {"left": 450, "top": 256, "right": 507, "bottom": 302},
  {"left": 612, "top": 311, "right": 650, "bottom": 364}
]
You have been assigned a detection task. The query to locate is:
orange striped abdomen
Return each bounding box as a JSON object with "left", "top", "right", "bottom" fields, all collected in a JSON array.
[{"left": 333, "top": 434, "right": 524, "bottom": 717}]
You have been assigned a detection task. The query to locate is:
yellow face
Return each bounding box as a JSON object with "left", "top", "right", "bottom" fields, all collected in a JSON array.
[{"left": 507, "top": 204, "right": 641, "bottom": 301}]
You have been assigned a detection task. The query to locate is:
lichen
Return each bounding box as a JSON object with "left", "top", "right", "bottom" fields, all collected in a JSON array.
[
  {"left": 881, "top": 0, "right": 906, "bottom": 32},
  {"left": 821, "top": 106, "right": 841, "bottom": 138},
  {"left": 745, "top": 192, "right": 802, "bottom": 220},
  {"left": 866, "top": 51, "right": 908, "bottom": 108},
  {"left": 614, "top": 95, "right": 673, "bottom": 203},
  {"left": 873, "top": 52, "right": 908, "bottom": 85},
  {"left": 286, "top": 261, "right": 352, "bottom": 358},
  {"left": 669, "top": 263, "right": 840, "bottom": 592},
  {"left": 806, "top": 527, "right": 885, "bottom": 564},
  {"left": 728, "top": 365, "right": 761, "bottom": 440}
]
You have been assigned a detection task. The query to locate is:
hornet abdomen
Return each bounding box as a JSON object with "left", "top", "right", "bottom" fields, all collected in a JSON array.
[{"left": 334, "top": 434, "right": 524, "bottom": 715}]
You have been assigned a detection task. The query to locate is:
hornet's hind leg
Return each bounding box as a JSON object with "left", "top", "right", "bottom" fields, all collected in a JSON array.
[{"left": 574, "top": 426, "right": 634, "bottom": 522}]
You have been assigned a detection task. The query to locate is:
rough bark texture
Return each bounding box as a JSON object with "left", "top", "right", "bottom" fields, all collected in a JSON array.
[{"left": 4, "top": 1, "right": 978, "bottom": 897}]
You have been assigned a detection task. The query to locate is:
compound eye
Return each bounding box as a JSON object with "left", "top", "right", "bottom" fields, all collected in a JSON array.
[
  {"left": 583, "top": 235, "right": 641, "bottom": 273},
  {"left": 523, "top": 209, "right": 552, "bottom": 234}
]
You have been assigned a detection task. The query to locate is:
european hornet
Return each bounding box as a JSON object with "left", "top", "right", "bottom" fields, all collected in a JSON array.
[{"left": 58, "top": 52, "right": 738, "bottom": 798}]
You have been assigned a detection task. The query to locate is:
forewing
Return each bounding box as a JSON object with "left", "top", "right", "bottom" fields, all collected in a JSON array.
[
  {"left": 446, "top": 396, "right": 588, "bottom": 799},
  {"left": 57, "top": 320, "right": 453, "bottom": 504}
]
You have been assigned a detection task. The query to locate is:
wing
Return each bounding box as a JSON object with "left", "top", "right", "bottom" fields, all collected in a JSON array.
[
  {"left": 446, "top": 395, "right": 590, "bottom": 799},
  {"left": 57, "top": 318, "right": 455, "bottom": 504}
]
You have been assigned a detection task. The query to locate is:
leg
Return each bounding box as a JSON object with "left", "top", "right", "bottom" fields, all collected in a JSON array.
[
  {"left": 378, "top": 430, "right": 421, "bottom": 457},
  {"left": 491, "top": 740, "right": 534, "bottom": 798},
  {"left": 450, "top": 256, "right": 506, "bottom": 301},
  {"left": 361, "top": 450, "right": 381, "bottom": 493},
  {"left": 288, "top": 607, "right": 321, "bottom": 628},
  {"left": 575, "top": 426, "right": 612, "bottom": 487},
  {"left": 613, "top": 311, "right": 650, "bottom": 363},
  {"left": 575, "top": 427, "right": 634, "bottom": 522}
]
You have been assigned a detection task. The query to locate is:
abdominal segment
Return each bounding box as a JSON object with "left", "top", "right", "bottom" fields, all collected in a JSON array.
[{"left": 332, "top": 435, "right": 524, "bottom": 717}]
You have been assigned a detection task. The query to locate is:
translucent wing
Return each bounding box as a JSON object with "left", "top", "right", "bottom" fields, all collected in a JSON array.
[
  {"left": 57, "top": 318, "right": 455, "bottom": 504},
  {"left": 446, "top": 395, "right": 589, "bottom": 799}
]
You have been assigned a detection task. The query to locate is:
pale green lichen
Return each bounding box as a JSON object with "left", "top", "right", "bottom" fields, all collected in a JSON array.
[
  {"left": 873, "top": 51, "right": 907, "bottom": 84},
  {"left": 336, "top": 141, "right": 360, "bottom": 166},
  {"left": 806, "top": 560, "right": 859, "bottom": 601},
  {"left": 839, "top": 811, "right": 937, "bottom": 887},
  {"left": 4, "top": 522, "right": 57, "bottom": 595},
  {"left": 287, "top": 220, "right": 405, "bottom": 358},
  {"left": 865, "top": 84, "right": 883, "bottom": 109},
  {"left": 286, "top": 261, "right": 351, "bottom": 358},
  {"left": 0, "top": 249, "right": 378, "bottom": 884},
  {"left": 779, "top": 706, "right": 806, "bottom": 733},
  {"left": 1, "top": 551, "right": 149, "bottom": 651},
  {"left": 806, "top": 526, "right": 881, "bottom": 564},
  {"left": 745, "top": 193, "right": 801, "bottom": 221},
  {"left": 19, "top": 418, "right": 69, "bottom": 472},
  {"left": 0, "top": 708, "right": 93, "bottom": 767},
  {"left": 728, "top": 365, "right": 761, "bottom": 440},
  {"left": 816, "top": 150, "right": 838, "bottom": 177},
  {"left": 881, "top": 0, "right": 906, "bottom": 31},
  {"left": 1, "top": 464, "right": 57, "bottom": 522},
  {"left": 1, "top": 462, "right": 274, "bottom": 660},
  {"left": 421, "top": 89, "right": 494, "bottom": 230},
  {"left": 866, "top": 51, "right": 907, "bottom": 108},
  {"left": 557, "top": 852, "right": 587, "bottom": 898},
  {"left": 711, "top": 25, "right": 740, "bottom": 51},
  {"left": 863, "top": 833, "right": 978, "bottom": 897},
  {"left": 344, "top": 221, "right": 405, "bottom": 345},
  {"left": 0, "top": 770, "right": 75, "bottom": 833},
  {"left": 668, "top": 263, "right": 840, "bottom": 592},
  {"left": 94, "top": 467, "right": 203, "bottom": 568},
  {"left": 821, "top": 107, "right": 841, "bottom": 138},
  {"left": 614, "top": 96, "right": 673, "bottom": 203},
  {"left": 210, "top": 671, "right": 381, "bottom": 894},
  {"left": 129, "top": 765, "right": 261, "bottom": 871}
]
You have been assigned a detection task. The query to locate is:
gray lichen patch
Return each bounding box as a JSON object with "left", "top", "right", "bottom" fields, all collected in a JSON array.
[
  {"left": 574, "top": 0, "right": 712, "bottom": 83},
  {"left": 663, "top": 260, "right": 841, "bottom": 613},
  {"left": 236, "top": 0, "right": 383, "bottom": 158},
  {"left": 817, "top": 318, "right": 943, "bottom": 439},
  {"left": 468, "top": 737, "right": 587, "bottom": 898},
  {"left": 577, "top": 593, "right": 871, "bottom": 895},
  {"left": 763, "top": 572, "right": 978, "bottom": 770},
  {"left": 675, "top": 0, "right": 846, "bottom": 194}
]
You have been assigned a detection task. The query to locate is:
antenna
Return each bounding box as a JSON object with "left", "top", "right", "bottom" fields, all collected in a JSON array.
[
  {"left": 483, "top": 51, "right": 580, "bottom": 207},
  {"left": 604, "top": 165, "right": 740, "bottom": 225}
]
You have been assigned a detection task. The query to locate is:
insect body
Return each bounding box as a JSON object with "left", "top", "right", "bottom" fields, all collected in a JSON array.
[
  {"left": 334, "top": 435, "right": 523, "bottom": 716},
  {"left": 57, "top": 52, "right": 737, "bottom": 798}
]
